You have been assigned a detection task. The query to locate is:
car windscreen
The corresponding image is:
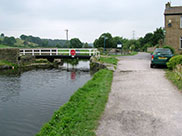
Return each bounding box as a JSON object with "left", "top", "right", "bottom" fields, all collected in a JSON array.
[{"left": 154, "top": 48, "right": 172, "bottom": 55}]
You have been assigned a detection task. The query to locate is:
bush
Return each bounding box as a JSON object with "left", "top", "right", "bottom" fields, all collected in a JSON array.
[
  {"left": 163, "top": 45, "right": 175, "bottom": 54},
  {"left": 167, "top": 55, "right": 182, "bottom": 70}
]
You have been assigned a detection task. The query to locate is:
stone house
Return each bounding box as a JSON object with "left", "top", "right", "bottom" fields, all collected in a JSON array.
[{"left": 164, "top": 2, "right": 182, "bottom": 54}]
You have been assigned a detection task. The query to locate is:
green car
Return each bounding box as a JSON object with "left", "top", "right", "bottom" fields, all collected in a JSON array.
[{"left": 150, "top": 48, "right": 174, "bottom": 68}]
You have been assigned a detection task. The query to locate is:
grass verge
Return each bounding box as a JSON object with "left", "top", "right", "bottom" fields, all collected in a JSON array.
[
  {"left": 36, "top": 69, "right": 113, "bottom": 136},
  {"left": 166, "top": 70, "right": 182, "bottom": 90},
  {"left": 0, "top": 60, "right": 16, "bottom": 67},
  {"left": 99, "top": 56, "right": 118, "bottom": 65},
  {"left": 0, "top": 44, "right": 12, "bottom": 48}
]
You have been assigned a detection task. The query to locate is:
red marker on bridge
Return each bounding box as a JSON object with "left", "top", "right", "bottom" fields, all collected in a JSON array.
[{"left": 70, "top": 49, "right": 76, "bottom": 56}]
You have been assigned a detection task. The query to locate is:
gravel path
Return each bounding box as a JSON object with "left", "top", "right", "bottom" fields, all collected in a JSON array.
[{"left": 96, "top": 52, "right": 182, "bottom": 136}]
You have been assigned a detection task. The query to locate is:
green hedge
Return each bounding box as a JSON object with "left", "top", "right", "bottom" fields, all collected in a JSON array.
[
  {"left": 167, "top": 55, "right": 182, "bottom": 70},
  {"left": 36, "top": 69, "right": 113, "bottom": 136}
]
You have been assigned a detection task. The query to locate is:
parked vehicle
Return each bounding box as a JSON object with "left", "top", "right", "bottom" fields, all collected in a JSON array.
[{"left": 150, "top": 48, "right": 174, "bottom": 68}]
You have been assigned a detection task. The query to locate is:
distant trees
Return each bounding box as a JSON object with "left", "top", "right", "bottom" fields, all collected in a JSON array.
[
  {"left": 20, "top": 34, "right": 42, "bottom": 45},
  {"left": 69, "top": 38, "right": 83, "bottom": 48},
  {"left": 20, "top": 34, "right": 67, "bottom": 47},
  {"left": 94, "top": 33, "right": 114, "bottom": 48},
  {"left": 3, "top": 36, "right": 16, "bottom": 46},
  {"left": 139, "top": 27, "right": 165, "bottom": 51},
  {"left": 93, "top": 27, "right": 165, "bottom": 52},
  {"left": 94, "top": 33, "right": 130, "bottom": 50}
]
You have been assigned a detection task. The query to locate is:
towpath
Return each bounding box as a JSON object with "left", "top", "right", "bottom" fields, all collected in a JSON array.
[{"left": 96, "top": 52, "right": 182, "bottom": 136}]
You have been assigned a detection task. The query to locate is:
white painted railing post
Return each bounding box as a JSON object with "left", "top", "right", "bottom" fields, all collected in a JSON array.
[
  {"left": 89, "top": 49, "right": 91, "bottom": 56},
  {"left": 56, "top": 49, "right": 58, "bottom": 55},
  {"left": 39, "top": 49, "right": 41, "bottom": 55},
  {"left": 23, "top": 49, "right": 25, "bottom": 55},
  {"left": 50, "top": 49, "right": 52, "bottom": 56},
  {"left": 93, "top": 49, "right": 97, "bottom": 56},
  {"left": 69, "top": 49, "right": 71, "bottom": 56},
  {"left": 32, "top": 49, "right": 34, "bottom": 56}
]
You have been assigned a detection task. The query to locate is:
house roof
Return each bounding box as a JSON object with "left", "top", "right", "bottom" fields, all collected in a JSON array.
[{"left": 165, "top": 6, "right": 182, "bottom": 15}]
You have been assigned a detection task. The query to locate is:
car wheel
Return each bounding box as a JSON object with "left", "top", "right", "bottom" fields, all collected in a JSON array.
[{"left": 150, "top": 64, "right": 154, "bottom": 68}]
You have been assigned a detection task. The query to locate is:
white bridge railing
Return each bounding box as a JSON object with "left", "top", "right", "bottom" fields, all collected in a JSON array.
[{"left": 19, "top": 48, "right": 100, "bottom": 58}]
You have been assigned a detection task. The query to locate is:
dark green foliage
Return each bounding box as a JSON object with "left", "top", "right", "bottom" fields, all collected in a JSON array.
[
  {"left": 93, "top": 28, "right": 165, "bottom": 52},
  {"left": 20, "top": 34, "right": 67, "bottom": 47},
  {"left": 152, "top": 28, "right": 165, "bottom": 46},
  {"left": 37, "top": 69, "right": 113, "bottom": 136},
  {"left": 20, "top": 34, "right": 42, "bottom": 45},
  {"left": 3, "top": 36, "right": 16, "bottom": 46},
  {"left": 167, "top": 55, "right": 182, "bottom": 70},
  {"left": 94, "top": 33, "right": 131, "bottom": 51},
  {"left": 0, "top": 33, "right": 4, "bottom": 37},
  {"left": 139, "top": 27, "right": 165, "bottom": 51},
  {"left": 94, "top": 33, "right": 114, "bottom": 48},
  {"left": 163, "top": 45, "right": 175, "bottom": 54},
  {"left": 69, "top": 38, "right": 83, "bottom": 48}
]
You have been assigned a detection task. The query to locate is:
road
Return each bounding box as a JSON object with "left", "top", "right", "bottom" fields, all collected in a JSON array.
[{"left": 96, "top": 52, "right": 182, "bottom": 136}]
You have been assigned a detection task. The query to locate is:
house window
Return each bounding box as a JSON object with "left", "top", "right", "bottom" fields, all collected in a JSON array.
[
  {"left": 180, "top": 37, "right": 182, "bottom": 49},
  {"left": 180, "top": 17, "right": 182, "bottom": 28}
]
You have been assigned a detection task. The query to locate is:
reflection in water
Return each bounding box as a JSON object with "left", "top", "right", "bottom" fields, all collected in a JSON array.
[
  {"left": 71, "top": 72, "right": 76, "bottom": 80},
  {"left": 0, "top": 61, "right": 91, "bottom": 136}
]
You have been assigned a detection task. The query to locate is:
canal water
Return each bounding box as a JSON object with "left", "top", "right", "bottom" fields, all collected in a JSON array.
[{"left": 0, "top": 61, "right": 92, "bottom": 136}]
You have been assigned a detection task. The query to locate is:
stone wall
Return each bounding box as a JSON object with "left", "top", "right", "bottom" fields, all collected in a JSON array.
[{"left": 0, "top": 48, "right": 19, "bottom": 63}]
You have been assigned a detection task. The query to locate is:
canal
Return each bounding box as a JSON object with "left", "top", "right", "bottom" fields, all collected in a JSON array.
[{"left": 0, "top": 61, "right": 92, "bottom": 136}]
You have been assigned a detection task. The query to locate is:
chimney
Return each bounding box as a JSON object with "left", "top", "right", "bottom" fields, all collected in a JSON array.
[{"left": 166, "top": 2, "right": 171, "bottom": 9}]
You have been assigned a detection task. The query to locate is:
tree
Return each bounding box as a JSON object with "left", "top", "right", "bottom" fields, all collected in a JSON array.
[
  {"left": 0, "top": 33, "right": 4, "bottom": 38},
  {"left": 20, "top": 34, "right": 27, "bottom": 40},
  {"left": 143, "top": 33, "right": 153, "bottom": 45},
  {"left": 3, "top": 36, "right": 16, "bottom": 46},
  {"left": 94, "top": 33, "right": 114, "bottom": 48},
  {"left": 152, "top": 27, "right": 165, "bottom": 46},
  {"left": 83, "top": 42, "right": 89, "bottom": 48},
  {"left": 69, "top": 38, "right": 83, "bottom": 48},
  {"left": 113, "top": 36, "right": 128, "bottom": 48},
  {"left": 42, "top": 40, "right": 49, "bottom": 47}
]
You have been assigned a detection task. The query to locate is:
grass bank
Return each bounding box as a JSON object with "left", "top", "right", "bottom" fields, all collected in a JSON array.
[
  {"left": 166, "top": 70, "right": 182, "bottom": 90},
  {"left": 0, "top": 60, "right": 16, "bottom": 67},
  {"left": 0, "top": 44, "right": 12, "bottom": 48},
  {"left": 99, "top": 56, "right": 118, "bottom": 65},
  {"left": 37, "top": 69, "right": 113, "bottom": 136}
]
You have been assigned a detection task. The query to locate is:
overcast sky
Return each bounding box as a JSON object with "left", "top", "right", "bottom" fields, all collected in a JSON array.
[{"left": 0, "top": 0, "right": 182, "bottom": 43}]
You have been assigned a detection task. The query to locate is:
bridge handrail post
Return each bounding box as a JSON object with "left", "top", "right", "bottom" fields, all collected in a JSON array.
[
  {"left": 50, "top": 49, "right": 52, "bottom": 56},
  {"left": 94, "top": 49, "right": 97, "bottom": 56},
  {"left": 39, "top": 49, "right": 41, "bottom": 55},
  {"left": 56, "top": 49, "right": 58, "bottom": 55},
  {"left": 89, "top": 49, "right": 91, "bottom": 56},
  {"left": 32, "top": 49, "right": 34, "bottom": 56},
  {"left": 23, "top": 49, "right": 25, "bottom": 55},
  {"left": 69, "top": 49, "right": 71, "bottom": 56}
]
